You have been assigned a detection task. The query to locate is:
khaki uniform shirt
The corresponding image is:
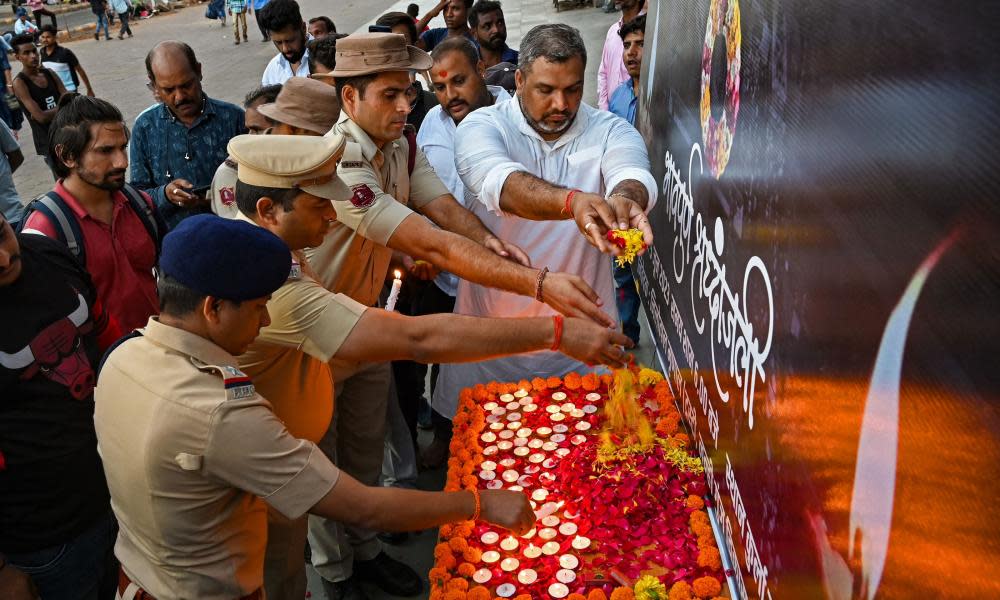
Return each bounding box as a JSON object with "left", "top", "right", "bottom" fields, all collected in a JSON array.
[
  {"left": 305, "top": 113, "right": 449, "bottom": 380},
  {"left": 95, "top": 318, "right": 340, "bottom": 599},
  {"left": 234, "top": 212, "right": 368, "bottom": 442}
]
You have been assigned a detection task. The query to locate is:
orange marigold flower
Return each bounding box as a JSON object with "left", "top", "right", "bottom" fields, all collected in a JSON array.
[
  {"left": 697, "top": 534, "right": 716, "bottom": 549},
  {"left": 546, "top": 376, "right": 563, "bottom": 388},
  {"left": 467, "top": 587, "right": 491, "bottom": 600},
  {"left": 600, "top": 373, "right": 613, "bottom": 386},
  {"left": 443, "top": 591, "right": 466, "bottom": 600},
  {"left": 588, "top": 590, "right": 609, "bottom": 600},
  {"left": 462, "top": 475, "right": 478, "bottom": 489},
  {"left": 692, "top": 522, "right": 713, "bottom": 538},
  {"left": 531, "top": 377, "right": 547, "bottom": 391},
  {"left": 457, "top": 562, "right": 476, "bottom": 578},
  {"left": 568, "top": 594, "right": 587, "bottom": 600},
  {"left": 686, "top": 495, "right": 705, "bottom": 510},
  {"left": 429, "top": 567, "right": 450, "bottom": 587},
  {"left": 455, "top": 521, "right": 474, "bottom": 537},
  {"left": 487, "top": 381, "right": 501, "bottom": 393},
  {"left": 439, "top": 524, "right": 454, "bottom": 539},
  {"left": 675, "top": 433, "right": 690, "bottom": 446},
  {"left": 434, "top": 543, "right": 453, "bottom": 561},
  {"left": 448, "top": 537, "right": 469, "bottom": 553},
  {"left": 518, "top": 379, "right": 533, "bottom": 391},
  {"left": 698, "top": 546, "right": 722, "bottom": 570},
  {"left": 609, "top": 587, "right": 634, "bottom": 600},
  {"left": 691, "top": 577, "right": 721, "bottom": 598},
  {"left": 564, "top": 372, "right": 582, "bottom": 389},
  {"left": 438, "top": 552, "right": 457, "bottom": 570},
  {"left": 667, "top": 581, "right": 692, "bottom": 600},
  {"left": 446, "top": 578, "right": 470, "bottom": 592},
  {"left": 513, "top": 595, "right": 533, "bottom": 600},
  {"left": 690, "top": 510, "right": 709, "bottom": 526},
  {"left": 462, "top": 547, "right": 482, "bottom": 563},
  {"left": 502, "top": 383, "right": 518, "bottom": 394},
  {"left": 656, "top": 417, "right": 678, "bottom": 437},
  {"left": 473, "top": 385, "right": 488, "bottom": 401},
  {"left": 581, "top": 372, "right": 600, "bottom": 391},
  {"left": 457, "top": 449, "right": 472, "bottom": 462}
]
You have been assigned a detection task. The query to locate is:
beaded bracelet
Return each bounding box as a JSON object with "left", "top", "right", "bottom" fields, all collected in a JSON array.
[{"left": 534, "top": 267, "right": 549, "bottom": 301}]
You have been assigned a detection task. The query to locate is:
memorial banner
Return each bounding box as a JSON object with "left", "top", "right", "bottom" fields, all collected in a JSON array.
[{"left": 633, "top": 0, "right": 999, "bottom": 597}]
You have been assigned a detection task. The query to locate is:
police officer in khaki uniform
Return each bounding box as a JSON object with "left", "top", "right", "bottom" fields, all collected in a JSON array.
[
  {"left": 305, "top": 33, "right": 620, "bottom": 599},
  {"left": 94, "top": 209, "right": 541, "bottom": 600},
  {"left": 220, "top": 133, "right": 631, "bottom": 599}
]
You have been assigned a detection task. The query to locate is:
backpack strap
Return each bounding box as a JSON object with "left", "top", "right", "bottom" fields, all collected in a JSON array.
[
  {"left": 18, "top": 191, "right": 87, "bottom": 264},
  {"left": 403, "top": 124, "right": 417, "bottom": 177},
  {"left": 121, "top": 183, "right": 167, "bottom": 256}
]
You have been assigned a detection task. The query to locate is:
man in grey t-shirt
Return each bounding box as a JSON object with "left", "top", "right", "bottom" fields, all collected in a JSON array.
[{"left": 0, "top": 120, "right": 24, "bottom": 228}]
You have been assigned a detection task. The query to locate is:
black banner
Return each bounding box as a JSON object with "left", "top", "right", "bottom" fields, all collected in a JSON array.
[{"left": 633, "top": 0, "right": 1000, "bottom": 597}]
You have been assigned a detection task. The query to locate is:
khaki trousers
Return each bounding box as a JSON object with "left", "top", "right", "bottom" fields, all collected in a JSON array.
[
  {"left": 307, "top": 361, "right": 392, "bottom": 581},
  {"left": 232, "top": 10, "right": 247, "bottom": 39}
]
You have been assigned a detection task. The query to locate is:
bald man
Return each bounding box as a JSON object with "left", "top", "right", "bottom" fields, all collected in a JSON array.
[{"left": 130, "top": 41, "right": 247, "bottom": 229}]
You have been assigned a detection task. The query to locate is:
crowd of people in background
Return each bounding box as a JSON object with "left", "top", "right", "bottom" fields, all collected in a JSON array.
[{"left": 0, "top": 0, "right": 651, "bottom": 599}]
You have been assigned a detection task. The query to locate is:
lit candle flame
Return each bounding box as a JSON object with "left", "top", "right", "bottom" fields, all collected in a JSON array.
[{"left": 394, "top": 270, "right": 402, "bottom": 279}]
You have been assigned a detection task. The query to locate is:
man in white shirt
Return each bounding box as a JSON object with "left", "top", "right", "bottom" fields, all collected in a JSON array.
[
  {"left": 412, "top": 37, "right": 511, "bottom": 467},
  {"left": 259, "top": 0, "right": 310, "bottom": 85},
  {"left": 434, "top": 23, "right": 657, "bottom": 419}
]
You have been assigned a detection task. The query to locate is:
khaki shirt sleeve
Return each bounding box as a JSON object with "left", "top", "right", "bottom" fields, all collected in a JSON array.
[
  {"left": 256, "top": 277, "right": 367, "bottom": 362},
  {"left": 408, "top": 145, "right": 451, "bottom": 210},
  {"left": 203, "top": 394, "right": 341, "bottom": 519},
  {"left": 335, "top": 145, "right": 415, "bottom": 246}
]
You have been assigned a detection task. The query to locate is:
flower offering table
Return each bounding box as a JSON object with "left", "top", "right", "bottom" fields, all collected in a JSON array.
[{"left": 430, "top": 367, "right": 729, "bottom": 600}]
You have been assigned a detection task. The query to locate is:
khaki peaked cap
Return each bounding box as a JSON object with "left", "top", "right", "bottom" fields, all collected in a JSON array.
[
  {"left": 257, "top": 77, "right": 341, "bottom": 135},
  {"left": 330, "top": 33, "right": 433, "bottom": 77},
  {"left": 227, "top": 132, "right": 351, "bottom": 202}
]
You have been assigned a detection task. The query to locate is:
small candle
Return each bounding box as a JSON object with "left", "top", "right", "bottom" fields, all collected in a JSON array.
[
  {"left": 531, "top": 489, "right": 549, "bottom": 502},
  {"left": 540, "top": 472, "right": 556, "bottom": 484},
  {"left": 489, "top": 422, "right": 504, "bottom": 431},
  {"left": 575, "top": 422, "right": 592, "bottom": 431},
  {"left": 561, "top": 403, "right": 576, "bottom": 413},
  {"left": 559, "top": 554, "right": 580, "bottom": 569},
  {"left": 586, "top": 392, "right": 602, "bottom": 402},
  {"left": 555, "top": 448, "right": 571, "bottom": 458},
  {"left": 486, "top": 479, "right": 504, "bottom": 489},
  {"left": 499, "top": 393, "right": 515, "bottom": 402},
  {"left": 483, "top": 445, "right": 498, "bottom": 455},
  {"left": 523, "top": 543, "right": 542, "bottom": 558},
  {"left": 570, "top": 409, "right": 585, "bottom": 418},
  {"left": 506, "top": 421, "right": 521, "bottom": 430},
  {"left": 516, "top": 428, "right": 533, "bottom": 438},
  {"left": 528, "top": 439, "right": 544, "bottom": 449},
  {"left": 479, "top": 470, "right": 496, "bottom": 481},
  {"left": 517, "top": 475, "right": 532, "bottom": 487},
  {"left": 546, "top": 405, "right": 561, "bottom": 414},
  {"left": 473, "top": 568, "right": 492, "bottom": 584},
  {"left": 524, "top": 464, "right": 541, "bottom": 474},
  {"left": 517, "top": 568, "right": 538, "bottom": 585},
  {"left": 500, "top": 557, "right": 519, "bottom": 572},
  {"left": 385, "top": 270, "right": 402, "bottom": 311},
  {"left": 541, "top": 515, "right": 560, "bottom": 527},
  {"left": 496, "top": 583, "right": 516, "bottom": 598},
  {"left": 500, "top": 536, "right": 519, "bottom": 551},
  {"left": 550, "top": 433, "right": 566, "bottom": 443},
  {"left": 571, "top": 535, "right": 591, "bottom": 550},
  {"left": 548, "top": 583, "right": 569, "bottom": 598},
  {"left": 497, "top": 441, "right": 514, "bottom": 450},
  {"left": 481, "top": 531, "right": 500, "bottom": 544},
  {"left": 521, "top": 528, "right": 536, "bottom": 539},
  {"left": 482, "top": 432, "right": 497, "bottom": 442},
  {"left": 550, "top": 413, "right": 565, "bottom": 422},
  {"left": 514, "top": 447, "right": 530, "bottom": 457},
  {"left": 538, "top": 528, "right": 558, "bottom": 540},
  {"left": 502, "top": 470, "right": 519, "bottom": 483},
  {"left": 551, "top": 392, "right": 567, "bottom": 401},
  {"left": 513, "top": 437, "right": 528, "bottom": 447},
  {"left": 553, "top": 424, "right": 569, "bottom": 433},
  {"left": 536, "top": 427, "right": 553, "bottom": 436},
  {"left": 498, "top": 430, "right": 515, "bottom": 440},
  {"left": 528, "top": 453, "right": 545, "bottom": 464},
  {"left": 481, "top": 460, "right": 497, "bottom": 471},
  {"left": 514, "top": 389, "right": 529, "bottom": 398},
  {"left": 541, "top": 541, "right": 561, "bottom": 555},
  {"left": 542, "top": 441, "right": 559, "bottom": 452},
  {"left": 571, "top": 434, "right": 587, "bottom": 445},
  {"left": 500, "top": 458, "right": 517, "bottom": 468},
  {"left": 506, "top": 412, "right": 522, "bottom": 421},
  {"left": 518, "top": 396, "right": 533, "bottom": 406},
  {"left": 506, "top": 401, "right": 520, "bottom": 411},
  {"left": 556, "top": 569, "right": 577, "bottom": 584},
  {"left": 484, "top": 402, "right": 499, "bottom": 411},
  {"left": 492, "top": 407, "right": 507, "bottom": 416},
  {"left": 583, "top": 404, "right": 598, "bottom": 414},
  {"left": 523, "top": 404, "right": 538, "bottom": 412},
  {"left": 482, "top": 550, "right": 501, "bottom": 563},
  {"left": 543, "top": 458, "right": 558, "bottom": 470},
  {"left": 508, "top": 484, "right": 524, "bottom": 491},
  {"left": 534, "top": 501, "right": 564, "bottom": 519}
]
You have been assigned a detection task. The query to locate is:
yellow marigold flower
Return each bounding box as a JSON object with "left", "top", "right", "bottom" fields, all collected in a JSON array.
[
  {"left": 607, "top": 228, "right": 647, "bottom": 267},
  {"left": 634, "top": 575, "right": 668, "bottom": 600}
]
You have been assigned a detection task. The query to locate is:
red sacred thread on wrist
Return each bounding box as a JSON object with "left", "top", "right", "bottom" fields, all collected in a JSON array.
[
  {"left": 562, "top": 189, "right": 580, "bottom": 215},
  {"left": 551, "top": 315, "right": 564, "bottom": 351},
  {"left": 470, "top": 488, "right": 482, "bottom": 521}
]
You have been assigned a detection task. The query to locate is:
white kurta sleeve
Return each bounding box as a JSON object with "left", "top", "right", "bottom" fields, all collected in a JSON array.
[
  {"left": 455, "top": 111, "right": 529, "bottom": 216},
  {"left": 601, "top": 117, "right": 659, "bottom": 211}
]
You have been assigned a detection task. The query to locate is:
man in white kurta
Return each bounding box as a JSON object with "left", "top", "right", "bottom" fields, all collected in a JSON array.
[{"left": 433, "top": 23, "right": 657, "bottom": 419}]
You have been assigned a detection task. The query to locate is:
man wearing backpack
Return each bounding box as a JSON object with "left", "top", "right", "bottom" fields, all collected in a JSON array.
[{"left": 20, "top": 95, "right": 164, "bottom": 332}]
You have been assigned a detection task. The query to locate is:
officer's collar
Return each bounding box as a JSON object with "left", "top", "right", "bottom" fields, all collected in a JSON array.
[
  {"left": 336, "top": 111, "right": 382, "bottom": 163},
  {"left": 142, "top": 317, "right": 239, "bottom": 368}
]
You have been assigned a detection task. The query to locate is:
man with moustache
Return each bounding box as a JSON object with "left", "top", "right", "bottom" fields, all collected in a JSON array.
[
  {"left": 130, "top": 41, "right": 247, "bottom": 229},
  {"left": 467, "top": 1, "right": 518, "bottom": 69},
  {"left": 21, "top": 95, "right": 164, "bottom": 332},
  {"left": 260, "top": 0, "right": 311, "bottom": 85},
  {"left": 435, "top": 24, "right": 657, "bottom": 421}
]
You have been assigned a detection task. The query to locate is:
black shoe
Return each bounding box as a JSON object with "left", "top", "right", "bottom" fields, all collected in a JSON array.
[
  {"left": 322, "top": 576, "right": 370, "bottom": 600},
  {"left": 354, "top": 552, "right": 423, "bottom": 596},
  {"left": 377, "top": 531, "right": 409, "bottom": 545}
]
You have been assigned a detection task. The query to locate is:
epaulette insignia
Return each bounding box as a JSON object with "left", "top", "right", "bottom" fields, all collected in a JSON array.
[{"left": 222, "top": 366, "right": 255, "bottom": 399}]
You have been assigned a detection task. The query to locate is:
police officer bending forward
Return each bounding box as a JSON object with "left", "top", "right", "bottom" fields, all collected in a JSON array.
[{"left": 94, "top": 215, "right": 536, "bottom": 600}]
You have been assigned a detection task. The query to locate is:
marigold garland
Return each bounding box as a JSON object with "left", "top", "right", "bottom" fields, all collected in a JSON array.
[{"left": 691, "top": 577, "right": 721, "bottom": 599}]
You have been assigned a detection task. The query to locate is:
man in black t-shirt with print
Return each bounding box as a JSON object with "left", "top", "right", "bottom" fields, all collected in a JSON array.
[
  {"left": 0, "top": 215, "right": 121, "bottom": 599},
  {"left": 39, "top": 25, "right": 96, "bottom": 97}
]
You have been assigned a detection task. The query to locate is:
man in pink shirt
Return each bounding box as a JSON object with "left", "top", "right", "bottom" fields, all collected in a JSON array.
[
  {"left": 597, "top": 0, "right": 645, "bottom": 110},
  {"left": 22, "top": 95, "right": 164, "bottom": 332}
]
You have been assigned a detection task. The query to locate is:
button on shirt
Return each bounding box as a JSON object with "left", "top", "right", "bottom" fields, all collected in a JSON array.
[
  {"left": 416, "top": 85, "right": 510, "bottom": 297},
  {"left": 95, "top": 317, "right": 340, "bottom": 599},
  {"left": 261, "top": 49, "right": 310, "bottom": 86},
  {"left": 609, "top": 79, "right": 638, "bottom": 125},
  {"left": 432, "top": 97, "right": 657, "bottom": 418},
  {"left": 129, "top": 97, "right": 246, "bottom": 230},
  {"left": 21, "top": 181, "right": 159, "bottom": 332},
  {"left": 233, "top": 212, "right": 367, "bottom": 443}
]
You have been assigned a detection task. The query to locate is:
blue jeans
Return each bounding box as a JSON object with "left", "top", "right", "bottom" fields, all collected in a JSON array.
[
  {"left": 613, "top": 260, "right": 641, "bottom": 344},
  {"left": 95, "top": 12, "right": 110, "bottom": 39},
  {"left": 5, "top": 509, "right": 119, "bottom": 600}
]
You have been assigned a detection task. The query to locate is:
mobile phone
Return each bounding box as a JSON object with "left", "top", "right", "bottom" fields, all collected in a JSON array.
[
  {"left": 369, "top": 25, "right": 392, "bottom": 33},
  {"left": 189, "top": 184, "right": 210, "bottom": 199}
]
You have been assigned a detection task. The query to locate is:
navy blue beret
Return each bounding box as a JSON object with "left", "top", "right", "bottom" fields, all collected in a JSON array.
[{"left": 160, "top": 214, "right": 291, "bottom": 301}]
